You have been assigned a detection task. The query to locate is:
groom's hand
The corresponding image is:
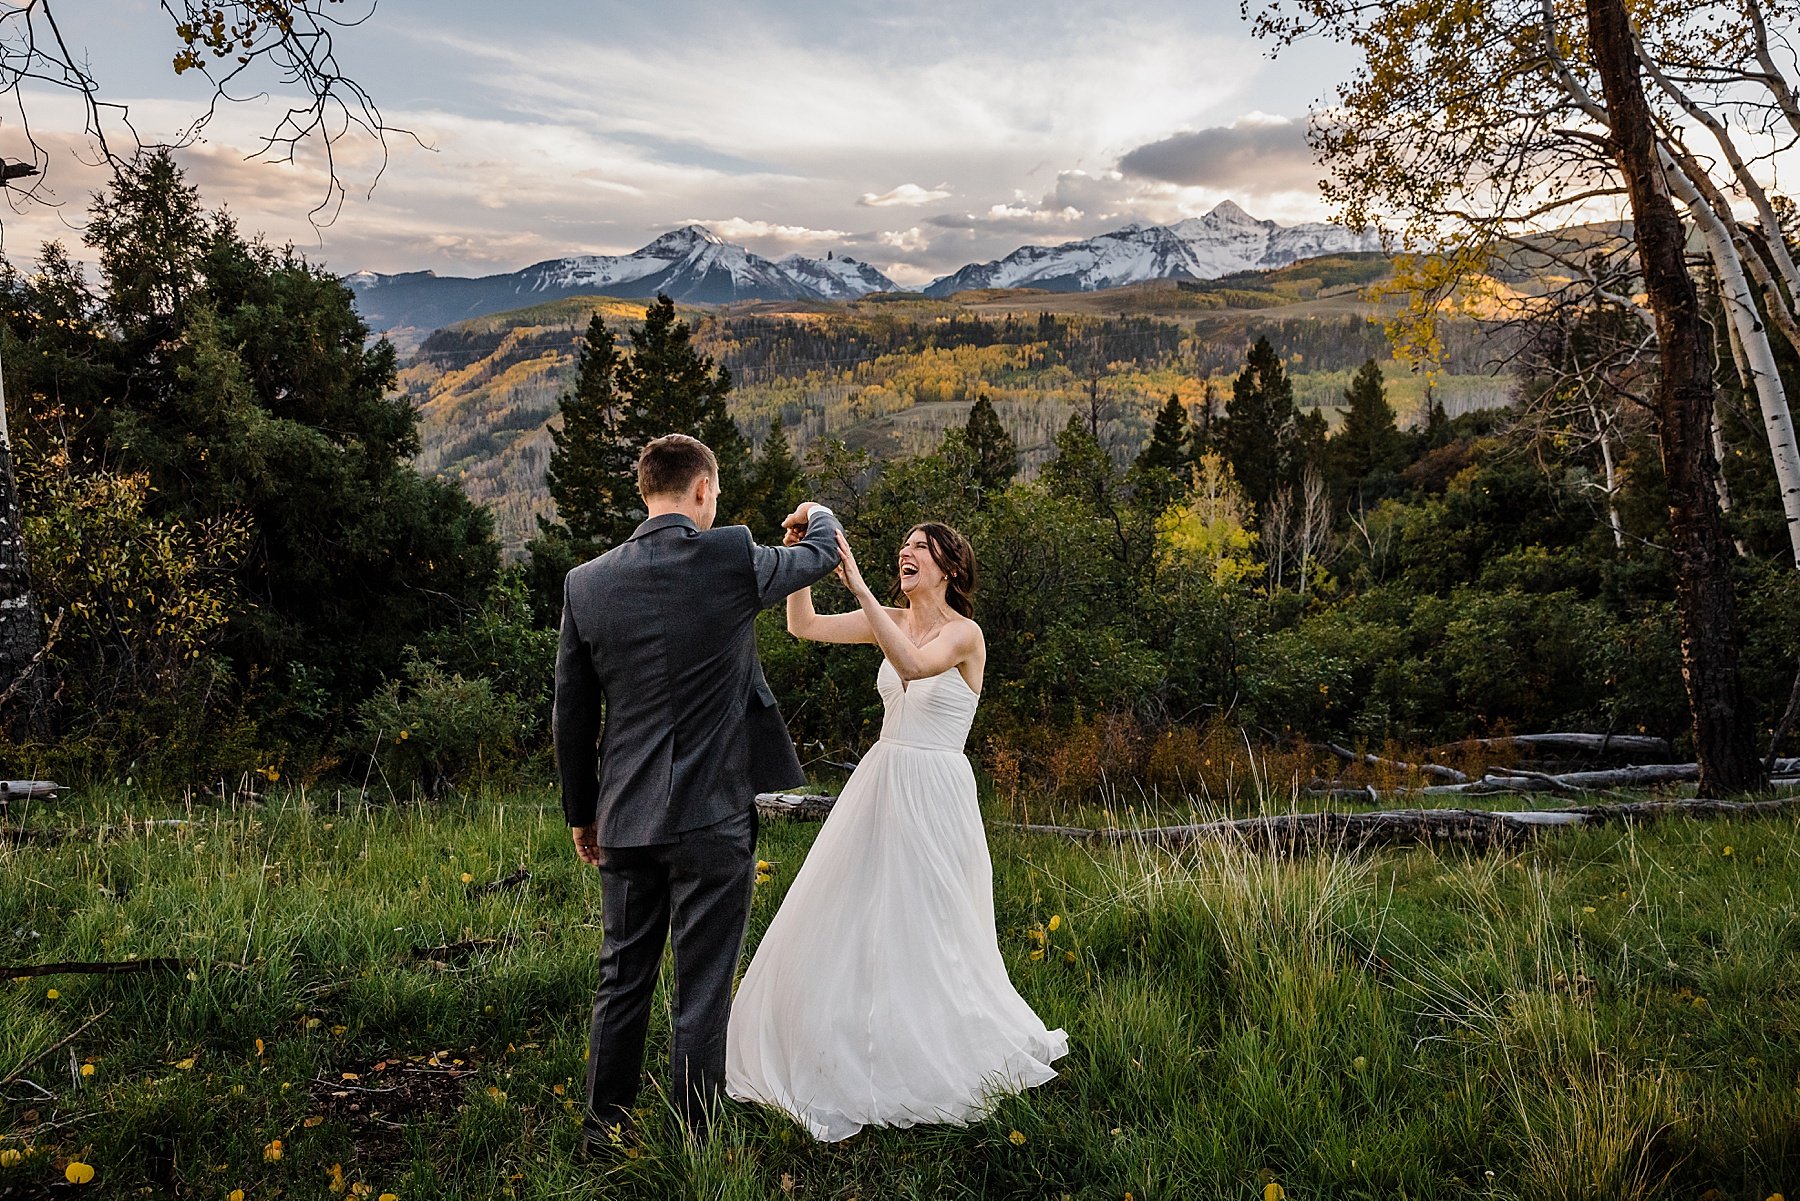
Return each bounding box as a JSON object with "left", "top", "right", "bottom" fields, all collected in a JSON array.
[
  {"left": 780, "top": 501, "right": 816, "bottom": 546},
  {"left": 571, "top": 823, "right": 601, "bottom": 867}
]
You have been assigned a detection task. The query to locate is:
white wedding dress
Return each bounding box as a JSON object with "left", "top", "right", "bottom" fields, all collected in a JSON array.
[{"left": 725, "top": 658, "right": 1068, "bottom": 1141}]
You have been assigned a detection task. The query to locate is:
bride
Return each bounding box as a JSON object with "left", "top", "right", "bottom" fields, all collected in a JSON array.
[{"left": 725, "top": 521, "right": 1067, "bottom": 1141}]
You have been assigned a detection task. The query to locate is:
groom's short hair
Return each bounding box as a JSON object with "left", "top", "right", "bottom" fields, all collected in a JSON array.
[{"left": 638, "top": 433, "right": 719, "bottom": 500}]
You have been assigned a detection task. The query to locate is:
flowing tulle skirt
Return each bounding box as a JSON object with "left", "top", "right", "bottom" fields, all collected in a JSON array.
[{"left": 726, "top": 738, "right": 1068, "bottom": 1141}]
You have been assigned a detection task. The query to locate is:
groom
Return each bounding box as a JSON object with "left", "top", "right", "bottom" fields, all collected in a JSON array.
[{"left": 553, "top": 432, "right": 842, "bottom": 1148}]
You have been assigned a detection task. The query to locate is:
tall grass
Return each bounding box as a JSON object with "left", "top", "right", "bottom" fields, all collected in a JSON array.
[{"left": 0, "top": 784, "right": 1795, "bottom": 1198}]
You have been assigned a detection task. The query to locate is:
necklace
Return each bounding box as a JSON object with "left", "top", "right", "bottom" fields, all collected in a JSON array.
[{"left": 905, "top": 608, "right": 950, "bottom": 645}]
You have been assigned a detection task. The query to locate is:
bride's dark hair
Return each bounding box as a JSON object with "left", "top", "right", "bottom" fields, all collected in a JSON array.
[{"left": 891, "top": 521, "right": 977, "bottom": 617}]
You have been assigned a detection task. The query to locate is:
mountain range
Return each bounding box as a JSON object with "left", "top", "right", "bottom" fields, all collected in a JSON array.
[
  {"left": 346, "top": 225, "right": 896, "bottom": 333},
  {"left": 347, "top": 202, "right": 1384, "bottom": 335},
  {"left": 921, "top": 201, "right": 1382, "bottom": 296}
]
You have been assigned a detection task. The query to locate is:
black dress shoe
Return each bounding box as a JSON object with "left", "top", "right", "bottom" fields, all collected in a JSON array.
[{"left": 577, "top": 1118, "right": 641, "bottom": 1163}]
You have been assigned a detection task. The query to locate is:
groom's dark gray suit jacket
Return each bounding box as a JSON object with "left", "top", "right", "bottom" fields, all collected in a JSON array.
[{"left": 553, "top": 507, "right": 843, "bottom": 846}]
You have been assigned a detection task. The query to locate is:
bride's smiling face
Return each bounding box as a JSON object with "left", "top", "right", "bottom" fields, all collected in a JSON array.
[{"left": 896, "top": 529, "right": 947, "bottom": 598}]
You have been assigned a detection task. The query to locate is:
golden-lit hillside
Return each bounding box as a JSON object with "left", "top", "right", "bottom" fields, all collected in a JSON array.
[{"left": 398, "top": 257, "right": 1520, "bottom": 554}]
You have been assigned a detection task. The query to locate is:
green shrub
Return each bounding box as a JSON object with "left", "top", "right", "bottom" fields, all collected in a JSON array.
[{"left": 353, "top": 655, "right": 531, "bottom": 796}]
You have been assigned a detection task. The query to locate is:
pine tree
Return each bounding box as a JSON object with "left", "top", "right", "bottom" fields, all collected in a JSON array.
[
  {"left": 1042, "top": 412, "right": 1118, "bottom": 512},
  {"left": 749, "top": 420, "right": 804, "bottom": 538},
  {"left": 1422, "top": 381, "right": 1450, "bottom": 448},
  {"left": 1329, "top": 358, "right": 1405, "bottom": 502},
  {"left": 1223, "top": 336, "right": 1301, "bottom": 517},
  {"left": 49, "top": 151, "right": 499, "bottom": 723},
  {"left": 1186, "top": 379, "right": 1219, "bottom": 460},
  {"left": 1295, "top": 408, "right": 1330, "bottom": 477},
  {"left": 963, "top": 393, "right": 1017, "bottom": 505},
  {"left": 542, "top": 313, "right": 638, "bottom": 549},
  {"left": 621, "top": 294, "right": 752, "bottom": 522},
  {"left": 1130, "top": 390, "right": 1190, "bottom": 511}
]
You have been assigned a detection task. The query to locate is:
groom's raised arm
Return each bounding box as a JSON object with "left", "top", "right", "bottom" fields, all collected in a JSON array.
[
  {"left": 750, "top": 501, "right": 842, "bottom": 607},
  {"left": 553, "top": 575, "right": 604, "bottom": 829}
]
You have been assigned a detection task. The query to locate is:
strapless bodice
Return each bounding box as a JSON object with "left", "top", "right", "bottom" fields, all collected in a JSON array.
[{"left": 875, "top": 658, "right": 979, "bottom": 752}]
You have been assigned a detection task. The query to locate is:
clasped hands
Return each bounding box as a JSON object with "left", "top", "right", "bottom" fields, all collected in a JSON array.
[{"left": 780, "top": 503, "right": 869, "bottom": 598}]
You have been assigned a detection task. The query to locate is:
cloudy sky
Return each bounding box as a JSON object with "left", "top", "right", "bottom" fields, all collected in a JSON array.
[{"left": 2, "top": 0, "right": 1363, "bottom": 288}]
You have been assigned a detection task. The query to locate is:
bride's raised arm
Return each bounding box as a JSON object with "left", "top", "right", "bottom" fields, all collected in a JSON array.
[
  {"left": 833, "top": 531, "right": 978, "bottom": 681},
  {"left": 786, "top": 583, "right": 877, "bottom": 644}
]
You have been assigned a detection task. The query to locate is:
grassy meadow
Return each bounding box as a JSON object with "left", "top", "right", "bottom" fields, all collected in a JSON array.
[{"left": 1, "top": 783, "right": 1797, "bottom": 1199}]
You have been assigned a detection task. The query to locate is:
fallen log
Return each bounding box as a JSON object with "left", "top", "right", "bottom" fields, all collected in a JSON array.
[
  {"left": 1011, "top": 794, "right": 1800, "bottom": 853},
  {"left": 1327, "top": 743, "right": 1468, "bottom": 783},
  {"left": 1013, "top": 808, "right": 1540, "bottom": 853},
  {"left": 1415, "top": 760, "right": 1800, "bottom": 796},
  {"left": 1430, "top": 733, "right": 1673, "bottom": 759},
  {"left": 0, "top": 781, "right": 63, "bottom": 805},
  {"left": 756, "top": 792, "right": 838, "bottom": 821}
]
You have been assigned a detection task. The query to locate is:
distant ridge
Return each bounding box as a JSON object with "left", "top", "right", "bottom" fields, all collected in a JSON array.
[{"left": 346, "top": 203, "right": 1385, "bottom": 336}]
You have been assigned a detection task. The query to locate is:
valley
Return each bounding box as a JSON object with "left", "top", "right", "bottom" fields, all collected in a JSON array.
[{"left": 394, "top": 253, "right": 1520, "bottom": 554}]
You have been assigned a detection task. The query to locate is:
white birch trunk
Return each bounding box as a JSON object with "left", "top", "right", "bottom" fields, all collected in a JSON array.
[
  {"left": 1660, "top": 154, "right": 1800, "bottom": 569},
  {"left": 1590, "top": 397, "right": 1627, "bottom": 548}
]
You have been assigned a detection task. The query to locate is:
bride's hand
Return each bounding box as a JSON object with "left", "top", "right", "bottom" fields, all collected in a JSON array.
[{"left": 834, "top": 531, "right": 872, "bottom": 599}]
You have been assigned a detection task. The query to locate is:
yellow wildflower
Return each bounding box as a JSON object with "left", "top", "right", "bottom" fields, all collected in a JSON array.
[
  {"left": 1047, "top": 915, "right": 1062, "bottom": 932},
  {"left": 1265, "top": 1185, "right": 1285, "bottom": 1201},
  {"left": 65, "top": 1162, "right": 96, "bottom": 1184},
  {"left": 230, "top": 1191, "right": 246, "bottom": 1201},
  {"left": 263, "top": 1140, "right": 282, "bottom": 1162},
  {"left": 45, "top": 989, "right": 59, "bottom": 1000},
  {"left": 79, "top": 1063, "right": 95, "bottom": 1078},
  {"left": 460, "top": 872, "right": 473, "bottom": 884},
  {"left": 0, "top": 1149, "right": 21, "bottom": 1168},
  {"left": 1007, "top": 1129, "right": 1026, "bottom": 1146}
]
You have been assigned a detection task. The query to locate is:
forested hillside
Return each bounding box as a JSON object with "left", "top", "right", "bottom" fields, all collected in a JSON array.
[{"left": 399, "top": 254, "right": 1516, "bottom": 553}]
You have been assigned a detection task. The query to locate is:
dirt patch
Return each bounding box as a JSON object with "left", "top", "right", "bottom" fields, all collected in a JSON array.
[{"left": 307, "top": 1052, "right": 478, "bottom": 1156}]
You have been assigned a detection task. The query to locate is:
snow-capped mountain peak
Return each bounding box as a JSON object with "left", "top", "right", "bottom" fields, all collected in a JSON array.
[
  {"left": 775, "top": 251, "right": 896, "bottom": 300},
  {"left": 924, "top": 203, "right": 1381, "bottom": 297},
  {"left": 345, "top": 226, "right": 900, "bottom": 332},
  {"left": 643, "top": 223, "right": 728, "bottom": 254},
  {"left": 1203, "top": 199, "right": 1257, "bottom": 224}
]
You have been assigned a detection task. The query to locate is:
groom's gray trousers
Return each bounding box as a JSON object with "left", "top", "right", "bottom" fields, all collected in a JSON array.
[
  {"left": 554, "top": 506, "right": 842, "bottom": 1143},
  {"left": 585, "top": 806, "right": 757, "bottom": 1136}
]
